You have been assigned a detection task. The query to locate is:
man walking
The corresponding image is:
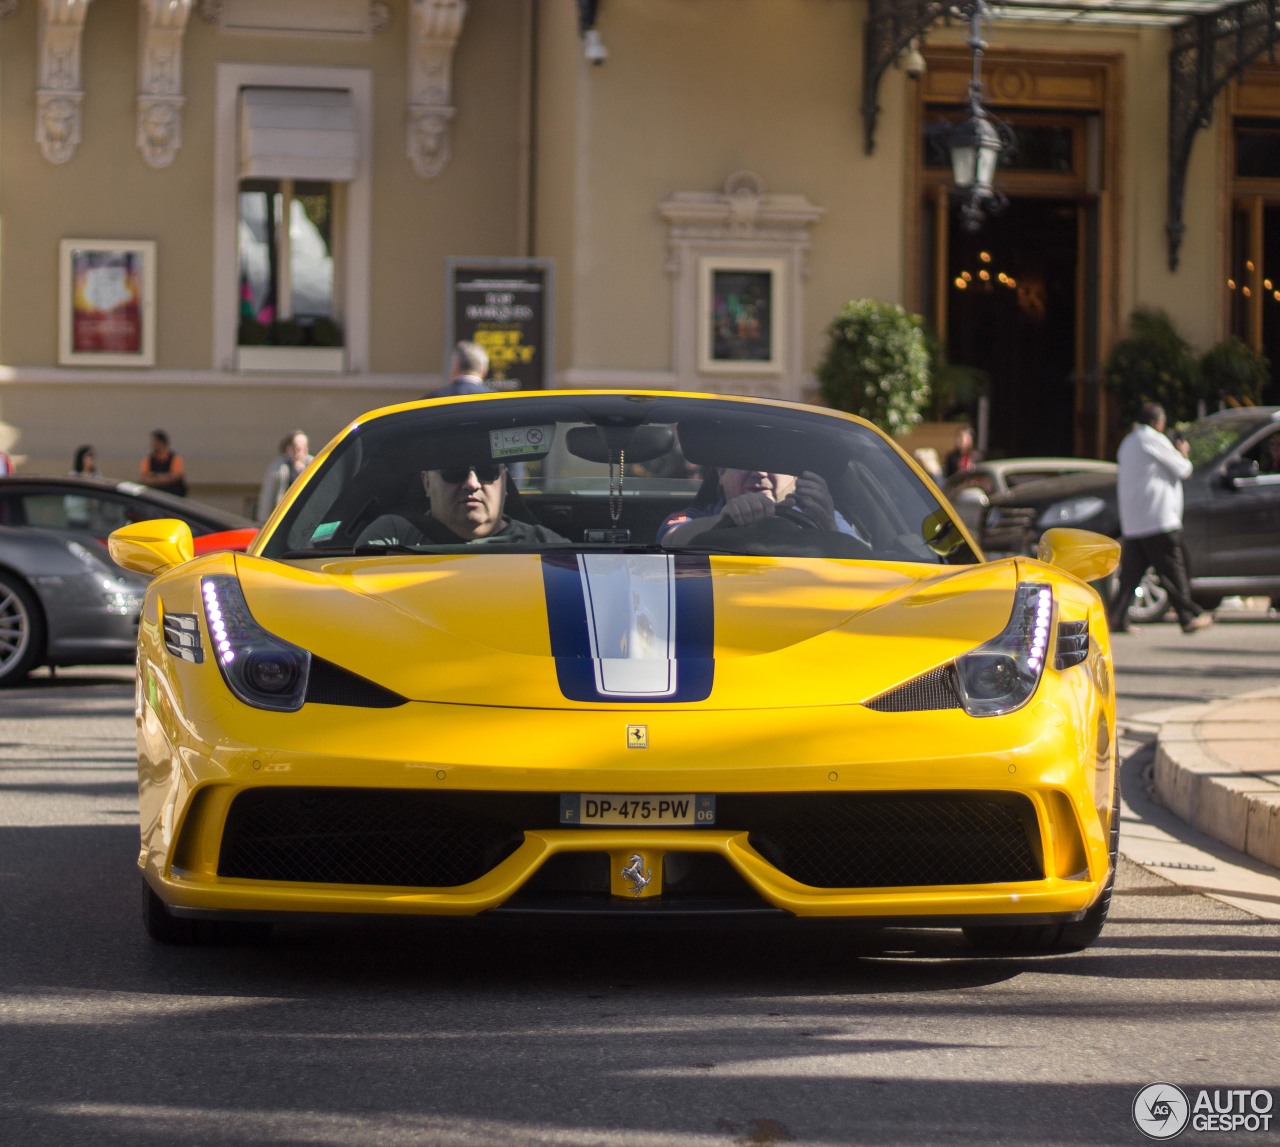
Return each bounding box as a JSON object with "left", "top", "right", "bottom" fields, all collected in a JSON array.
[
  {"left": 427, "top": 341, "right": 491, "bottom": 398},
  {"left": 1109, "top": 402, "right": 1213, "bottom": 634}
]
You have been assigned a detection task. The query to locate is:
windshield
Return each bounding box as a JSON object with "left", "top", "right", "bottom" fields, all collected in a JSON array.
[
  {"left": 259, "top": 394, "right": 976, "bottom": 564},
  {"left": 1184, "top": 412, "right": 1276, "bottom": 469}
]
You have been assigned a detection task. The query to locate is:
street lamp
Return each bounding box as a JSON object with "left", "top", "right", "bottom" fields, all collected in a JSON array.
[{"left": 948, "top": 0, "right": 1013, "bottom": 232}]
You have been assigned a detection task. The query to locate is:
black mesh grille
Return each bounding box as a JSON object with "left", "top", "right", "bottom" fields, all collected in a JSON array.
[
  {"left": 747, "top": 794, "right": 1041, "bottom": 888},
  {"left": 305, "top": 657, "right": 406, "bottom": 708},
  {"left": 218, "top": 789, "right": 522, "bottom": 887},
  {"left": 866, "top": 665, "right": 960, "bottom": 712}
]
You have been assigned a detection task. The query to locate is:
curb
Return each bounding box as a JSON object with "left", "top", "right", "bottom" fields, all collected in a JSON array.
[{"left": 1151, "top": 689, "right": 1280, "bottom": 870}]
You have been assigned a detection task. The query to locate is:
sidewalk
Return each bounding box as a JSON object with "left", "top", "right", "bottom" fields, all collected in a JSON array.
[{"left": 1148, "top": 686, "right": 1280, "bottom": 871}]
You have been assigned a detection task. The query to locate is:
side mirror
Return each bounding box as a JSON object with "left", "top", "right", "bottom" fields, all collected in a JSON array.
[
  {"left": 108, "top": 518, "right": 194, "bottom": 576},
  {"left": 921, "top": 508, "right": 968, "bottom": 556},
  {"left": 952, "top": 487, "right": 989, "bottom": 507},
  {"left": 1036, "top": 527, "right": 1120, "bottom": 583},
  {"left": 1224, "top": 458, "right": 1259, "bottom": 487}
]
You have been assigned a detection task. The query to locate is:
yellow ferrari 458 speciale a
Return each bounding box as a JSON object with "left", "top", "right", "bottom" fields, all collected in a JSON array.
[{"left": 110, "top": 391, "right": 1121, "bottom": 951}]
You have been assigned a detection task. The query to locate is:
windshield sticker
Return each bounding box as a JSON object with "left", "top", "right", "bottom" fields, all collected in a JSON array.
[
  {"left": 490, "top": 425, "right": 553, "bottom": 458},
  {"left": 311, "top": 521, "right": 339, "bottom": 541}
]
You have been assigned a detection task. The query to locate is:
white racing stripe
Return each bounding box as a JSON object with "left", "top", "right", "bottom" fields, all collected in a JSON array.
[{"left": 577, "top": 553, "right": 677, "bottom": 696}]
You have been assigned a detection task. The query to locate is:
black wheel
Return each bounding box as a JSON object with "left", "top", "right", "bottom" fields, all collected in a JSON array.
[
  {"left": 0, "top": 571, "right": 45, "bottom": 687},
  {"left": 1127, "top": 566, "right": 1169, "bottom": 624},
  {"left": 965, "top": 772, "right": 1120, "bottom": 954}
]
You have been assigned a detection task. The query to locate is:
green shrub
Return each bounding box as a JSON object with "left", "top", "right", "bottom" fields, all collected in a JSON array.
[
  {"left": 1104, "top": 307, "right": 1200, "bottom": 425},
  {"left": 816, "top": 299, "right": 931, "bottom": 438},
  {"left": 310, "top": 317, "right": 344, "bottom": 347},
  {"left": 237, "top": 318, "right": 271, "bottom": 346},
  {"left": 271, "top": 318, "right": 306, "bottom": 347},
  {"left": 1198, "top": 337, "right": 1269, "bottom": 408}
]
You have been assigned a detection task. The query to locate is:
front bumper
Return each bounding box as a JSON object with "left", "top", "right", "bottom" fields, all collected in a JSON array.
[{"left": 138, "top": 691, "right": 1115, "bottom": 927}]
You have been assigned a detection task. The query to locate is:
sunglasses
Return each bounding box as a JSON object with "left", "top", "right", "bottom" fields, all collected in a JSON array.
[{"left": 437, "top": 463, "right": 504, "bottom": 485}]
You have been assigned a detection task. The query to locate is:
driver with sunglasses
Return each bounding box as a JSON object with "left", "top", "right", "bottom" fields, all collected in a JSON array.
[{"left": 357, "top": 461, "right": 566, "bottom": 546}]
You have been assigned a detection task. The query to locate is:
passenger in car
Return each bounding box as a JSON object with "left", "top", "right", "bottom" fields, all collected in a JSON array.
[
  {"left": 656, "top": 467, "right": 864, "bottom": 545},
  {"left": 357, "top": 462, "right": 567, "bottom": 546}
]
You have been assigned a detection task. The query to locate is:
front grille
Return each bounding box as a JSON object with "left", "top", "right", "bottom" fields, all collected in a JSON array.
[
  {"left": 218, "top": 789, "right": 522, "bottom": 887},
  {"left": 746, "top": 793, "right": 1041, "bottom": 888},
  {"left": 213, "top": 789, "right": 1042, "bottom": 892},
  {"left": 981, "top": 505, "right": 1038, "bottom": 555}
]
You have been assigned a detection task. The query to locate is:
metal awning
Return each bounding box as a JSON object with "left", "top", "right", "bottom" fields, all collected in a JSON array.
[
  {"left": 239, "top": 87, "right": 359, "bottom": 182},
  {"left": 860, "top": 0, "right": 1280, "bottom": 268},
  {"left": 976, "top": 1, "right": 1240, "bottom": 25}
]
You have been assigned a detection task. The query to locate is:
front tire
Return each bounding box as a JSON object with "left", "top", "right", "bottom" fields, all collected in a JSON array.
[
  {"left": 0, "top": 571, "right": 45, "bottom": 686},
  {"left": 142, "top": 878, "right": 200, "bottom": 945}
]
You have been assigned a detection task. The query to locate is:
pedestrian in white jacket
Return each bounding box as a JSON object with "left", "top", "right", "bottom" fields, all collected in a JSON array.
[{"left": 1109, "top": 402, "right": 1213, "bottom": 634}]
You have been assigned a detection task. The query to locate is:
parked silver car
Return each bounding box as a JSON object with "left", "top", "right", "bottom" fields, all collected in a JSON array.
[
  {"left": 0, "top": 477, "right": 253, "bottom": 685},
  {"left": 943, "top": 457, "right": 1118, "bottom": 535}
]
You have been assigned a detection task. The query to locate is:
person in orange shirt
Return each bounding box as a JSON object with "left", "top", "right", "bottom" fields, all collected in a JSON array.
[{"left": 139, "top": 429, "right": 187, "bottom": 497}]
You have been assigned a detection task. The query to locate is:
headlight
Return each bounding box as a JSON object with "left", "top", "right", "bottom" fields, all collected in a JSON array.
[
  {"left": 954, "top": 583, "right": 1053, "bottom": 717},
  {"left": 1037, "top": 496, "right": 1105, "bottom": 528},
  {"left": 201, "top": 575, "right": 310, "bottom": 712}
]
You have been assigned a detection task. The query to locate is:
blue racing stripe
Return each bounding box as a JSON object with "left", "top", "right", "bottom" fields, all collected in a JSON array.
[{"left": 541, "top": 553, "right": 714, "bottom": 702}]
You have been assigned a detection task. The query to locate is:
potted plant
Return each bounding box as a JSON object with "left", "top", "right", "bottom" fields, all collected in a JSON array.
[
  {"left": 1104, "top": 307, "right": 1201, "bottom": 425},
  {"left": 816, "top": 299, "right": 931, "bottom": 438},
  {"left": 1198, "top": 337, "right": 1269, "bottom": 410}
]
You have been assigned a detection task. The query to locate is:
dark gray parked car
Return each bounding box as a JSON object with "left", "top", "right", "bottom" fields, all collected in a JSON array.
[
  {"left": 980, "top": 407, "right": 1280, "bottom": 623},
  {"left": 0, "top": 477, "right": 253, "bottom": 685}
]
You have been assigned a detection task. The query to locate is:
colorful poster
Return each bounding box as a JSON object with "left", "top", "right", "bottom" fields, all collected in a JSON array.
[{"left": 70, "top": 249, "right": 145, "bottom": 354}]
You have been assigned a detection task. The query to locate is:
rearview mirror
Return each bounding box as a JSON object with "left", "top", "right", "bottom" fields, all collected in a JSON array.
[
  {"left": 1036, "top": 527, "right": 1120, "bottom": 583},
  {"left": 108, "top": 518, "right": 194, "bottom": 577}
]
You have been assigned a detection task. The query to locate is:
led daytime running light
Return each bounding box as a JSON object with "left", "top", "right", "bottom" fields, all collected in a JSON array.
[
  {"left": 200, "top": 575, "right": 310, "bottom": 712},
  {"left": 954, "top": 582, "right": 1054, "bottom": 717}
]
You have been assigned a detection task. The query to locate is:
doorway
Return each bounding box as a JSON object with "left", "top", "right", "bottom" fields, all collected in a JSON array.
[{"left": 945, "top": 198, "right": 1080, "bottom": 458}]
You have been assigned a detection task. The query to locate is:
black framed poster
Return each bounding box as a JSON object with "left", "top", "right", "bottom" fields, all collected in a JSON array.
[{"left": 445, "top": 258, "right": 554, "bottom": 391}]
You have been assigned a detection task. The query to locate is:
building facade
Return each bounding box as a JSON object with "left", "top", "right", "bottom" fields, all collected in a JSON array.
[{"left": 0, "top": 0, "right": 1274, "bottom": 511}]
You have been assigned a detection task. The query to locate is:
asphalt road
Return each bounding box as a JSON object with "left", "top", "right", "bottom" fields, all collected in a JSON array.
[{"left": 1, "top": 615, "right": 1277, "bottom": 1147}]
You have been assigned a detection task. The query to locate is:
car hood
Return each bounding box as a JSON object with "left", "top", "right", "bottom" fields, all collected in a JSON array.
[
  {"left": 986, "top": 470, "right": 1116, "bottom": 507},
  {"left": 232, "top": 552, "right": 1020, "bottom": 710}
]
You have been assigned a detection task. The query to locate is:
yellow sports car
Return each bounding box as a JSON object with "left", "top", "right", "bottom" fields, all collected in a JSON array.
[{"left": 110, "top": 391, "right": 1121, "bottom": 951}]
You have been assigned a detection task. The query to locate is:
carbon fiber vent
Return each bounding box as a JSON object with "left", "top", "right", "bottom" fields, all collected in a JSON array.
[
  {"left": 866, "top": 665, "right": 960, "bottom": 712},
  {"left": 305, "top": 657, "right": 407, "bottom": 708},
  {"left": 1055, "top": 620, "right": 1089, "bottom": 670}
]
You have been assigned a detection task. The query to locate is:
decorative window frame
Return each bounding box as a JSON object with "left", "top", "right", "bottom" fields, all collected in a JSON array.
[
  {"left": 696, "top": 255, "right": 786, "bottom": 375},
  {"left": 58, "top": 239, "right": 157, "bottom": 367},
  {"left": 661, "top": 172, "right": 823, "bottom": 400},
  {"left": 211, "top": 63, "right": 371, "bottom": 373}
]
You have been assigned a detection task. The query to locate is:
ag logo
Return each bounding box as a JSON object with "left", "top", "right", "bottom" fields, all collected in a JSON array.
[{"left": 1133, "top": 1083, "right": 1190, "bottom": 1140}]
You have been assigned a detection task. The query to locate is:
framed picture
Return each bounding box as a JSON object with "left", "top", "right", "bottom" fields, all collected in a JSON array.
[
  {"left": 59, "top": 239, "right": 156, "bottom": 366},
  {"left": 697, "top": 255, "right": 785, "bottom": 374}
]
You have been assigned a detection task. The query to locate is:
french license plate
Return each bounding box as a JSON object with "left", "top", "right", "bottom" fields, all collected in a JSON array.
[{"left": 559, "top": 793, "right": 715, "bottom": 826}]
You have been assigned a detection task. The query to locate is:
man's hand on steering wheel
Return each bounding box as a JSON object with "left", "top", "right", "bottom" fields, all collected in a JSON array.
[
  {"left": 778, "top": 471, "right": 837, "bottom": 531},
  {"left": 719, "top": 490, "right": 781, "bottom": 528}
]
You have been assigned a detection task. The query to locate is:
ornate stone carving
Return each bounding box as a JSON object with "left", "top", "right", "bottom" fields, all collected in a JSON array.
[
  {"left": 370, "top": 1, "right": 390, "bottom": 32},
  {"left": 37, "top": 0, "right": 91, "bottom": 164},
  {"left": 138, "top": 0, "right": 192, "bottom": 168},
  {"left": 407, "top": 0, "right": 466, "bottom": 178},
  {"left": 659, "top": 171, "right": 825, "bottom": 259}
]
